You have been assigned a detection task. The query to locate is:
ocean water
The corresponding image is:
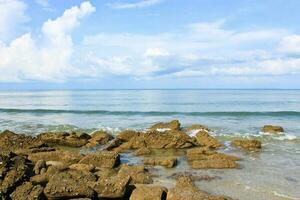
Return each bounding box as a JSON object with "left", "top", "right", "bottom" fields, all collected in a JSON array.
[{"left": 0, "top": 89, "right": 299, "bottom": 199}]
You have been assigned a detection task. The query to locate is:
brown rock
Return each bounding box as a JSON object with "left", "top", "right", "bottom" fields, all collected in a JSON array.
[
  {"left": 28, "top": 150, "right": 82, "bottom": 165},
  {"left": 10, "top": 182, "right": 44, "bottom": 200},
  {"left": 118, "top": 164, "right": 153, "bottom": 184},
  {"left": 134, "top": 147, "right": 151, "bottom": 156},
  {"left": 195, "top": 131, "right": 222, "bottom": 148},
  {"left": 167, "top": 176, "right": 233, "bottom": 200},
  {"left": 44, "top": 170, "right": 97, "bottom": 199},
  {"left": 144, "top": 157, "right": 177, "bottom": 168},
  {"left": 262, "top": 125, "right": 284, "bottom": 134},
  {"left": 150, "top": 120, "right": 181, "bottom": 131},
  {"left": 130, "top": 184, "right": 168, "bottom": 200},
  {"left": 93, "top": 174, "right": 131, "bottom": 198},
  {"left": 85, "top": 130, "right": 113, "bottom": 148},
  {"left": 38, "top": 132, "right": 91, "bottom": 147},
  {"left": 185, "top": 124, "right": 210, "bottom": 132},
  {"left": 232, "top": 139, "right": 262, "bottom": 151},
  {"left": 191, "top": 159, "right": 238, "bottom": 169},
  {"left": 69, "top": 163, "right": 95, "bottom": 172},
  {"left": 79, "top": 151, "right": 120, "bottom": 169},
  {"left": 33, "top": 160, "right": 46, "bottom": 175},
  {"left": 117, "top": 130, "right": 140, "bottom": 142}
]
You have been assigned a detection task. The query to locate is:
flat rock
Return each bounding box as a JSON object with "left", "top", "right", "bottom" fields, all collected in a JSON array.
[
  {"left": 69, "top": 163, "right": 95, "bottom": 172},
  {"left": 134, "top": 147, "right": 151, "bottom": 156},
  {"left": 262, "top": 125, "right": 284, "bottom": 134},
  {"left": 232, "top": 139, "right": 261, "bottom": 151},
  {"left": 130, "top": 184, "right": 167, "bottom": 200},
  {"left": 118, "top": 164, "right": 153, "bottom": 184},
  {"left": 38, "top": 132, "right": 91, "bottom": 147},
  {"left": 167, "top": 176, "right": 233, "bottom": 200},
  {"left": 28, "top": 150, "right": 82, "bottom": 165},
  {"left": 79, "top": 151, "right": 120, "bottom": 169},
  {"left": 144, "top": 157, "right": 177, "bottom": 168}
]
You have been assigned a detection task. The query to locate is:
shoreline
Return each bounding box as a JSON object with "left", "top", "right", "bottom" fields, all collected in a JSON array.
[{"left": 0, "top": 120, "right": 298, "bottom": 200}]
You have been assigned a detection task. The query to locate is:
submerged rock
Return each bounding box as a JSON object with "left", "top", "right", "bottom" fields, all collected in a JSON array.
[
  {"left": 186, "top": 147, "right": 239, "bottom": 169},
  {"left": 79, "top": 151, "right": 120, "bottom": 169},
  {"left": 262, "top": 125, "right": 284, "bottom": 134},
  {"left": 232, "top": 139, "right": 262, "bottom": 151},
  {"left": 195, "top": 131, "right": 223, "bottom": 148},
  {"left": 150, "top": 120, "right": 181, "bottom": 131},
  {"left": 167, "top": 176, "right": 233, "bottom": 200},
  {"left": 144, "top": 157, "right": 177, "bottom": 168},
  {"left": 130, "top": 184, "right": 168, "bottom": 200}
]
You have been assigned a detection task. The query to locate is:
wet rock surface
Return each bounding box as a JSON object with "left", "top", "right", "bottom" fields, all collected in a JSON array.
[
  {"left": 0, "top": 120, "right": 263, "bottom": 199},
  {"left": 232, "top": 139, "right": 262, "bottom": 151},
  {"left": 262, "top": 125, "right": 284, "bottom": 134}
]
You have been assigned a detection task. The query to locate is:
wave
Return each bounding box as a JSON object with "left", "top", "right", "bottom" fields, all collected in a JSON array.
[{"left": 0, "top": 108, "right": 300, "bottom": 117}]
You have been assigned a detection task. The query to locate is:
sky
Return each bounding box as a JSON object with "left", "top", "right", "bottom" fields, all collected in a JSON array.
[{"left": 1, "top": 0, "right": 300, "bottom": 89}]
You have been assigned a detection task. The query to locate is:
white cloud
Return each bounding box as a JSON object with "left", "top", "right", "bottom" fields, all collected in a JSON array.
[
  {"left": 278, "top": 35, "right": 300, "bottom": 54},
  {"left": 109, "top": 0, "right": 162, "bottom": 9},
  {"left": 0, "top": 1, "right": 95, "bottom": 82},
  {"left": 0, "top": 0, "right": 29, "bottom": 41}
]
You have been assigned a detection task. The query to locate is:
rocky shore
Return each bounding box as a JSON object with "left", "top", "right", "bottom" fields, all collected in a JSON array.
[{"left": 0, "top": 120, "right": 284, "bottom": 200}]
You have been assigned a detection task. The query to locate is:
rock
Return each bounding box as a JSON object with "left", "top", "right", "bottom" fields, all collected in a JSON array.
[
  {"left": 167, "top": 176, "right": 233, "bottom": 200},
  {"left": 28, "top": 150, "right": 82, "bottom": 165},
  {"left": 195, "top": 131, "right": 222, "bottom": 148},
  {"left": 10, "top": 182, "right": 44, "bottom": 200},
  {"left": 46, "top": 161, "right": 69, "bottom": 171},
  {"left": 38, "top": 132, "right": 91, "bottom": 147},
  {"left": 186, "top": 147, "right": 239, "bottom": 169},
  {"left": 44, "top": 170, "right": 97, "bottom": 199},
  {"left": 33, "top": 160, "right": 46, "bottom": 175},
  {"left": 0, "top": 130, "right": 44, "bottom": 153},
  {"left": 30, "top": 174, "right": 48, "bottom": 185},
  {"left": 262, "top": 125, "right": 284, "bottom": 134},
  {"left": 117, "top": 130, "right": 140, "bottom": 142},
  {"left": 185, "top": 124, "right": 210, "bottom": 133},
  {"left": 232, "top": 139, "right": 262, "bottom": 151},
  {"left": 0, "top": 154, "right": 32, "bottom": 196},
  {"left": 129, "top": 130, "right": 194, "bottom": 149},
  {"left": 93, "top": 174, "right": 131, "bottom": 198},
  {"left": 69, "top": 163, "right": 95, "bottom": 172},
  {"left": 118, "top": 164, "right": 153, "bottom": 184},
  {"left": 130, "top": 184, "right": 168, "bottom": 200},
  {"left": 144, "top": 158, "right": 177, "bottom": 168},
  {"left": 134, "top": 147, "right": 151, "bottom": 156},
  {"left": 79, "top": 151, "right": 120, "bottom": 169},
  {"left": 85, "top": 130, "right": 113, "bottom": 148},
  {"left": 150, "top": 120, "right": 181, "bottom": 131}
]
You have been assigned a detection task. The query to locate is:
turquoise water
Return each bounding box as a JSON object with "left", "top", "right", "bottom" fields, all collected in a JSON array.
[{"left": 0, "top": 89, "right": 299, "bottom": 199}]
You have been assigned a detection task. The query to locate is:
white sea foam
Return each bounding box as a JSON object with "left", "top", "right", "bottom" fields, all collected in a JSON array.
[{"left": 273, "top": 191, "right": 300, "bottom": 200}]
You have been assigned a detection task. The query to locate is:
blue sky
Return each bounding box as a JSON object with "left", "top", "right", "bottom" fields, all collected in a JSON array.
[{"left": 1, "top": 0, "right": 300, "bottom": 89}]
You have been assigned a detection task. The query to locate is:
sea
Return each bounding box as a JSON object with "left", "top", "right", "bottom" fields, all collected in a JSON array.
[{"left": 0, "top": 89, "right": 299, "bottom": 200}]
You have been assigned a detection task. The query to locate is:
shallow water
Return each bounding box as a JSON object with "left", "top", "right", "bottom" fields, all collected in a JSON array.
[{"left": 0, "top": 89, "right": 300, "bottom": 199}]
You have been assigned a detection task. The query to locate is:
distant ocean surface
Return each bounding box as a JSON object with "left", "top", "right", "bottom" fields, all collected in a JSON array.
[
  {"left": 1, "top": 89, "right": 300, "bottom": 200},
  {"left": 0, "top": 89, "right": 300, "bottom": 139}
]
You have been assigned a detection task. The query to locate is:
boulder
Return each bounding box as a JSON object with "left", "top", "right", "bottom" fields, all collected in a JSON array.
[
  {"left": 130, "top": 184, "right": 168, "bottom": 200},
  {"left": 79, "top": 151, "right": 120, "bottom": 169},
  {"left": 232, "top": 139, "right": 262, "bottom": 151},
  {"left": 167, "top": 176, "right": 233, "bottom": 200},
  {"left": 118, "top": 164, "right": 153, "bottom": 184},
  {"left": 262, "top": 125, "right": 284, "bottom": 134},
  {"left": 28, "top": 150, "right": 82, "bottom": 165},
  {"left": 117, "top": 130, "right": 140, "bottom": 142},
  {"left": 38, "top": 132, "right": 91, "bottom": 147},
  {"left": 195, "top": 131, "right": 222, "bottom": 148},
  {"left": 10, "top": 182, "right": 44, "bottom": 200},
  {"left": 0, "top": 154, "right": 32, "bottom": 196},
  {"left": 150, "top": 120, "right": 181, "bottom": 131},
  {"left": 85, "top": 130, "right": 113, "bottom": 148},
  {"left": 144, "top": 158, "right": 177, "bottom": 168},
  {"left": 93, "top": 174, "right": 131, "bottom": 199},
  {"left": 185, "top": 124, "right": 210, "bottom": 134},
  {"left": 134, "top": 147, "right": 151, "bottom": 156},
  {"left": 33, "top": 160, "right": 46, "bottom": 175},
  {"left": 186, "top": 147, "right": 239, "bottom": 169},
  {"left": 44, "top": 170, "right": 97, "bottom": 199}
]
